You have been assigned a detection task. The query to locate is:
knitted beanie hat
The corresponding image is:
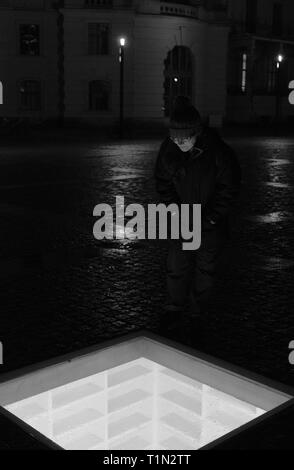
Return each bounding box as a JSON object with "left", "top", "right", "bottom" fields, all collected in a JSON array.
[{"left": 169, "top": 96, "right": 202, "bottom": 140}]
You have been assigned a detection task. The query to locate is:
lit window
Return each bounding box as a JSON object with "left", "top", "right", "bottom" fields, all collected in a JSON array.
[
  {"left": 89, "top": 80, "right": 110, "bottom": 111},
  {"left": 20, "top": 80, "right": 41, "bottom": 110},
  {"left": 241, "top": 53, "right": 247, "bottom": 93},
  {"left": 88, "top": 24, "right": 109, "bottom": 55},
  {"left": 20, "top": 24, "right": 40, "bottom": 56}
]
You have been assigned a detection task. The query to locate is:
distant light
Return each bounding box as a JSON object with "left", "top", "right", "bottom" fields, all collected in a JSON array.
[
  {"left": 277, "top": 62, "right": 280, "bottom": 69},
  {"left": 277, "top": 54, "right": 283, "bottom": 63},
  {"left": 120, "top": 38, "right": 126, "bottom": 47},
  {"left": 173, "top": 77, "right": 179, "bottom": 83},
  {"left": 241, "top": 53, "right": 247, "bottom": 93}
]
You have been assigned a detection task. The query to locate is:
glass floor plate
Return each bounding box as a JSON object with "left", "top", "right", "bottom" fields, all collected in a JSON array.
[{"left": 0, "top": 333, "right": 293, "bottom": 450}]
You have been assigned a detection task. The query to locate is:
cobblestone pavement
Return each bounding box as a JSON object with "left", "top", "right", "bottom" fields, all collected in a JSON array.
[{"left": 0, "top": 135, "right": 294, "bottom": 448}]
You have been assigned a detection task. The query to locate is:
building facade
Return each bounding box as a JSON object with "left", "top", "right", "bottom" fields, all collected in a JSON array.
[
  {"left": 62, "top": 0, "right": 229, "bottom": 127},
  {"left": 225, "top": 0, "right": 294, "bottom": 122},
  {"left": 0, "top": 0, "right": 293, "bottom": 126},
  {"left": 0, "top": 0, "right": 59, "bottom": 120},
  {"left": 0, "top": 0, "right": 230, "bottom": 126}
]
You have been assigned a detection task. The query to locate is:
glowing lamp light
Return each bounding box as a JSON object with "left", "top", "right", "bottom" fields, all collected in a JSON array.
[
  {"left": 173, "top": 77, "right": 179, "bottom": 83},
  {"left": 119, "top": 37, "right": 126, "bottom": 47},
  {"left": 276, "top": 54, "right": 284, "bottom": 69}
]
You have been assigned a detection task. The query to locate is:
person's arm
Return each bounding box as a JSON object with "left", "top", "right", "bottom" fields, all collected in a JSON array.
[
  {"left": 205, "top": 143, "right": 241, "bottom": 226},
  {"left": 154, "top": 139, "right": 181, "bottom": 205}
]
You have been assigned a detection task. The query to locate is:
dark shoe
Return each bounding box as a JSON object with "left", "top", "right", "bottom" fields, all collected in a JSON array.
[
  {"left": 186, "top": 315, "right": 205, "bottom": 348},
  {"left": 158, "top": 305, "right": 184, "bottom": 334},
  {"left": 164, "top": 304, "right": 185, "bottom": 313},
  {"left": 172, "top": 320, "right": 191, "bottom": 344},
  {"left": 189, "top": 314, "right": 202, "bottom": 329}
]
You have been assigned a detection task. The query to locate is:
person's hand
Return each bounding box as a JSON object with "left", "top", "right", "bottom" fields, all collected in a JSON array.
[
  {"left": 202, "top": 217, "right": 217, "bottom": 232},
  {"left": 208, "top": 218, "right": 217, "bottom": 226}
]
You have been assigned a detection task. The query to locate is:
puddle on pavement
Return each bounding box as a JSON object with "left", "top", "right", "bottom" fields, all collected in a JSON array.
[
  {"left": 246, "top": 212, "right": 292, "bottom": 224},
  {"left": 266, "top": 159, "right": 291, "bottom": 166},
  {"left": 104, "top": 175, "right": 146, "bottom": 182},
  {"left": 255, "top": 256, "right": 294, "bottom": 271},
  {"left": 264, "top": 182, "right": 291, "bottom": 189}
]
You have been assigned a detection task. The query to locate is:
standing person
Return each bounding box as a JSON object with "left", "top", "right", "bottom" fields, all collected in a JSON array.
[{"left": 154, "top": 96, "right": 241, "bottom": 341}]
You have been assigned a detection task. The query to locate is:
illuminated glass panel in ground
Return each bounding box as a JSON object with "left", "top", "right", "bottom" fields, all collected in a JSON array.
[
  {"left": 1, "top": 335, "right": 292, "bottom": 450},
  {"left": 4, "top": 358, "right": 266, "bottom": 450}
]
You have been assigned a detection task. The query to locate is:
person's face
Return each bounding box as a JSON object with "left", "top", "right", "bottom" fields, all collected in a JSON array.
[{"left": 171, "top": 134, "right": 197, "bottom": 153}]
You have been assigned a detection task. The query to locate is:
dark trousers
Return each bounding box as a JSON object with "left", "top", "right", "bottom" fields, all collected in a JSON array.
[{"left": 166, "top": 227, "right": 227, "bottom": 315}]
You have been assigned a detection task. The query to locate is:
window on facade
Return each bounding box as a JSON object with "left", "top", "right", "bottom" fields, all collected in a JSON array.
[
  {"left": 252, "top": 56, "right": 267, "bottom": 94},
  {"left": 20, "top": 80, "right": 41, "bottom": 110},
  {"left": 241, "top": 53, "right": 247, "bottom": 93},
  {"left": 163, "top": 46, "right": 193, "bottom": 117},
  {"left": 20, "top": 24, "right": 40, "bottom": 56},
  {"left": 89, "top": 80, "right": 110, "bottom": 111},
  {"left": 88, "top": 24, "right": 109, "bottom": 55},
  {"left": 267, "top": 60, "right": 277, "bottom": 93},
  {"left": 228, "top": 50, "right": 248, "bottom": 95},
  {"left": 245, "top": 0, "right": 258, "bottom": 34},
  {"left": 84, "top": 0, "right": 113, "bottom": 7},
  {"left": 253, "top": 54, "right": 282, "bottom": 95},
  {"left": 272, "top": 3, "right": 283, "bottom": 37}
]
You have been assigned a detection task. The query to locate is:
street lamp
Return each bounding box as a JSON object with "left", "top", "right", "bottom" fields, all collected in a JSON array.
[
  {"left": 275, "top": 50, "right": 285, "bottom": 122},
  {"left": 276, "top": 54, "right": 283, "bottom": 69},
  {"left": 119, "top": 37, "right": 126, "bottom": 139}
]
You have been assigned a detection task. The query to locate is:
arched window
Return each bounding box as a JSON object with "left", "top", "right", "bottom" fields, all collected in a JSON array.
[
  {"left": 19, "top": 80, "right": 41, "bottom": 110},
  {"left": 89, "top": 80, "right": 111, "bottom": 111},
  {"left": 163, "top": 46, "right": 193, "bottom": 117}
]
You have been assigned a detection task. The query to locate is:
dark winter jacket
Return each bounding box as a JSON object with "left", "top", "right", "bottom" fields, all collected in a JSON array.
[{"left": 154, "top": 127, "right": 241, "bottom": 233}]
